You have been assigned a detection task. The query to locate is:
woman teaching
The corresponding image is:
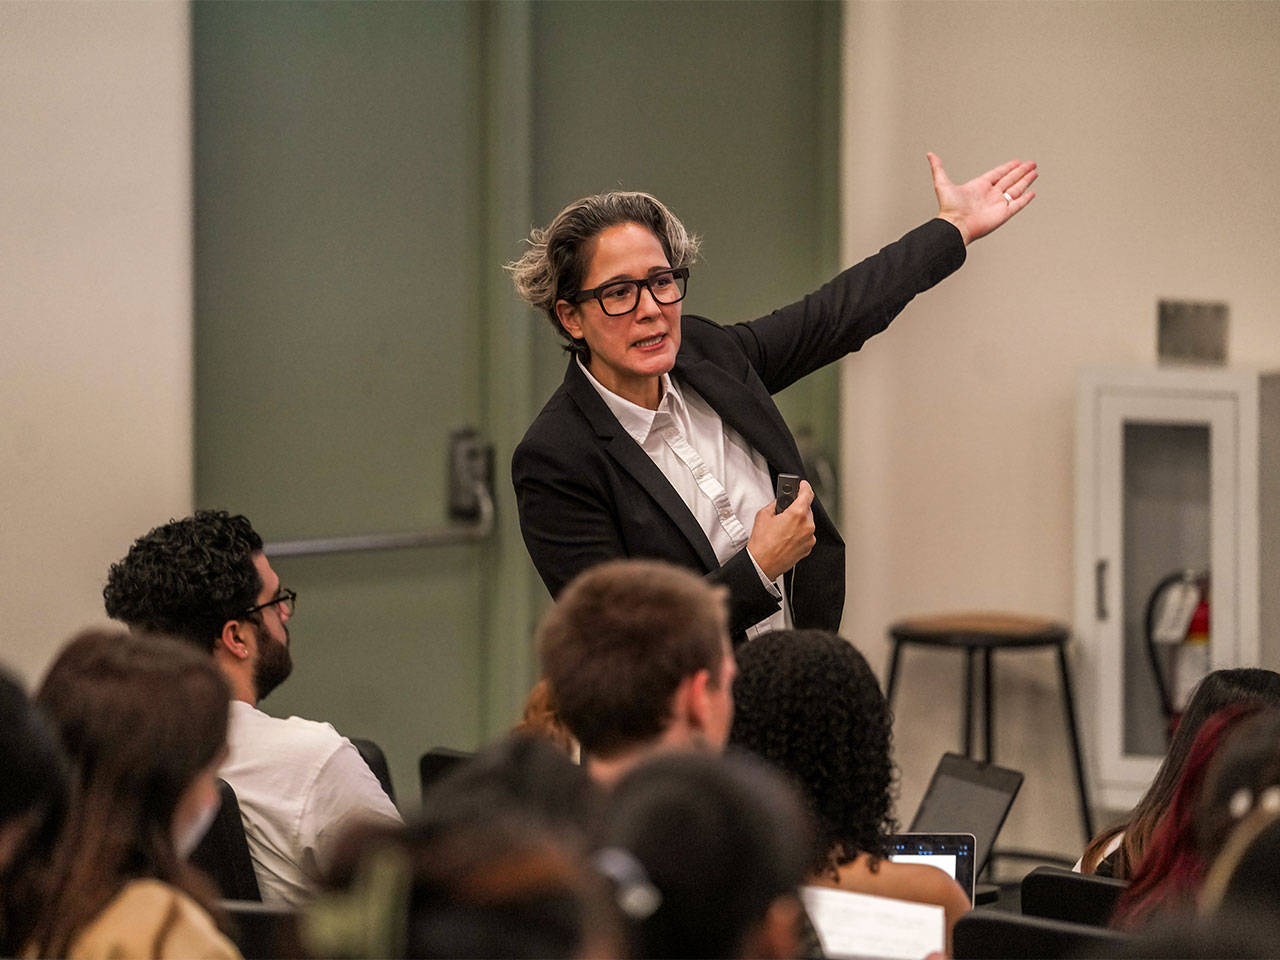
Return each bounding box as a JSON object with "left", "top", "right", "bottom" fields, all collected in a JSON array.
[{"left": 509, "top": 154, "right": 1036, "bottom": 643}]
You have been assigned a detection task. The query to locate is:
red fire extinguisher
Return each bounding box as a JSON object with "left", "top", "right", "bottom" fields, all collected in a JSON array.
[{"left": 1145, "top": 571, "right": 1211, "bottom": 741}]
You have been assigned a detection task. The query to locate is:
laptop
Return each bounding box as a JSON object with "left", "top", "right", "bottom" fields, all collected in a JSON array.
[
  {"left": 885, "top": 832, "right": 976, "bottom": 903},
  {"left": 907, "top": 752, "right": 1024, "bottom": 874}
]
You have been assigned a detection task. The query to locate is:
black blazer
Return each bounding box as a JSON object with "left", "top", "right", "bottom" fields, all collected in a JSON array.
[{"left": 513, "top": 218, "right": 965, "bottom": 643}]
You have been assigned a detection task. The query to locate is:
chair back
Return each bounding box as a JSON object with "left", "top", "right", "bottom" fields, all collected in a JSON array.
[
  {"left": 222, "top": 899, "right": 301, "bottom": 959},
  {"left": 190, "top": 778, "right": 261, "bottom": 901},
  {"left": 1021, "top": 865, "right": 1128, "bottom": 926},
  {"left": 419, "top": 745, "right": 474, "bottom": 802},
  {"left": 953, "top": 910, "right": 1128, "bottom": 959},
  {"left": 350, "top": 737, "right": 396, "bottom": 804}
]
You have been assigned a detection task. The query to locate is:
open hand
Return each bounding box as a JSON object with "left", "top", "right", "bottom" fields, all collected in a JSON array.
[{"left": 929, "top": 153, "right": 1037, "bottom": 246}]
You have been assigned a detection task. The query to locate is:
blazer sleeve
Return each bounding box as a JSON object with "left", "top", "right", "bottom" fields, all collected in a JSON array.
[{"left": 723, "top": 218, "right": 966, "bottom": 394}]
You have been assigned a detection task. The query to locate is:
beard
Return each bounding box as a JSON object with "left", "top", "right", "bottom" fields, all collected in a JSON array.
[{"left": 253, "top": 626, "right": 294, "bottom": 702}]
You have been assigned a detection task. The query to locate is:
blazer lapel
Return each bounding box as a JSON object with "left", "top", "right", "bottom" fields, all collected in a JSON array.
[
  {"left": 675, "top": 358, "right": 804, "bottom": 477},
  {"left": 561, "top": 360, "right": 721, "bottom": 571}
]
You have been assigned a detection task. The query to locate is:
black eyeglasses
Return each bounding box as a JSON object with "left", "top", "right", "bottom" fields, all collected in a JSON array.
[
  {"left": 244, "top": 588, "right": 296, "bottom": 618},
  {"left": 570, "top": 267, "right": 689, "bottom": 317}
]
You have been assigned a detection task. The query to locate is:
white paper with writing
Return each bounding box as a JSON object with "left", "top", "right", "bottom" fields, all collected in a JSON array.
[{"left": 801, "top": 885, "right": 945, "bottom": 960}]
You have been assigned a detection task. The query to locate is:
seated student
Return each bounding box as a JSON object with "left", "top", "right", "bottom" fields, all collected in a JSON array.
[
  {"left": 27, "top": 629, "right": 241, "bottom": 959},
  {"left": 305, "top": 807, "right": 619, "bottom": 957},
  {"left": 729, "top": 629, "right": 969, "bottom": 955},
  {"left": 537, "top": 559, "right": 735, "bottom": 786},
  {"left": 0, "top": 669, "right": 69, "bottom": 958},
  {"left": 512, "top": 679, "right": 580, "bottom": 760},
  {"left": 597, "top": 751, "right": 811, "bottom": 960},
  {"left": 1200, "top": 807, "right": 1280, "bottom": 924},
  {"left": 103, "top": 510, "right": 402, "bottom": 905},
  {"left": 1079, "top": 668, "right": 1280, "bottom": 879},
  {"left": 1110, "top": 763, "right": 1280, "bottom": 959},
  {"left": 1109, "top": 701, "right": 1267, "bottom": 929},
  {"left": 1192, "top": 708, "right": 1280, "bottom": 892},
  {"left": 420, "top": 733, "right": 602, "bottom": 843}
]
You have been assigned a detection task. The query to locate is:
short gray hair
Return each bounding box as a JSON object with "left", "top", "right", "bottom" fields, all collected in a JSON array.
[{"left": 505, "top": 191, "right": 701, "bottom": 356}]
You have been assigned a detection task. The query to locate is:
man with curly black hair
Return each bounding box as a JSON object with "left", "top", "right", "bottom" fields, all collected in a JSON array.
[
  {"left": 537, "top": 559, "right": 735, "bottom": 787},
  {"left": 104, "top": 510, "right": 401, "bottom": 906}
]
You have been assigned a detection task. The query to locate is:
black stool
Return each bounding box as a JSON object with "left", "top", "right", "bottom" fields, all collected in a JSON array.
[{"left": 886, "top": 612, "right": 1094, "bottom": 843}]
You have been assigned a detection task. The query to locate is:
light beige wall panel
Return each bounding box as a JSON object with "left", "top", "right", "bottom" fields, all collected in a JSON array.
[
  {"left": 841, "top": 0, "right": 1280, "bottom": 862},
  {"left": 0, "top": 1, "right": 192, "bottom": 684}
]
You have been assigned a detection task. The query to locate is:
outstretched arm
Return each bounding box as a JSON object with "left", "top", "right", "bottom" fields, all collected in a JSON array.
[{"left": 930, "top": 153, "right": 1037, "bottom": 246}]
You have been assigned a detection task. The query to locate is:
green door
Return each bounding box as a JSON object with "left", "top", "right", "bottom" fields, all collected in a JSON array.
[{"left": 194, "top": 0, "right": 839, "bottom": 813}]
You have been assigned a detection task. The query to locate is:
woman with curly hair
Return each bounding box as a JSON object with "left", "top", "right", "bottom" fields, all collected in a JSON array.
[{"left": 729, "top": 629, "right": 969, "bottom": 953}]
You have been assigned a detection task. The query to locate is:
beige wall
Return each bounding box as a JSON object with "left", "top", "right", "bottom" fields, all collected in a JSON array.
[
  {"left": 840, "top": 0, "right": 1280, "bottom": 861},
  {"left": 0, "top": 1, "right": 193, "bottom": 685}
]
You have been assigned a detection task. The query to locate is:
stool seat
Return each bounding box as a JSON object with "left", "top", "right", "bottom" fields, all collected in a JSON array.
[
  {"left": 890, "top": 612, "right": 1068, "bottom": 650},
  {"left": 886, "top": 610, "right": 1093, "bottom": 846}
]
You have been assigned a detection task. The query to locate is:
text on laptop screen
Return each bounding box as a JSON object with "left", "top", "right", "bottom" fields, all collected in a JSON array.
[{"left": 887, "top": 852, "right": 958, "bottom": 880}]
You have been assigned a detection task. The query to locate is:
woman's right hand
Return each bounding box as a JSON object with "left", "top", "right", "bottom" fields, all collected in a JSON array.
[{"left": 747, "top": 481, "right": 817, "bottom": 581}]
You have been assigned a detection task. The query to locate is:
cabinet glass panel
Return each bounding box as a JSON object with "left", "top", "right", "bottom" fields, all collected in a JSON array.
[{"left": 1122, "top": 422, "right": 1211, "bottom": 757}]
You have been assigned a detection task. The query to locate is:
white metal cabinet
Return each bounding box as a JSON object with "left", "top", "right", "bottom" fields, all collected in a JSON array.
[{"left": 1074, "top": 367, "right": 1280, "bottom": 810}]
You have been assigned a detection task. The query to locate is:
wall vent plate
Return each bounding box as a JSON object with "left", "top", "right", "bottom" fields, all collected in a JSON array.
[{"left": 1157, "top": 299, "right": 1228, "bottom": 366}]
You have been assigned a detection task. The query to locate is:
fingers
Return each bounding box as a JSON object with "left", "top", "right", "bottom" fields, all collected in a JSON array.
[
  {"left": 995, "top": 161, "right": 1038, "bottom": 199},
  {"left": 980, "top": 158, "right": 1021, "bottom": 186},
  {"left": 794, "top": 480, "right": 814, "bottom": 509},
  {"left": 1007, "top": 188, "right": 1036, "bottom": 215},
  {"left": 750, "top": 483, "right": 817, "bottom": 580},
  {"left": 926, "top": 152, "right": 951, "bottom": 188}
]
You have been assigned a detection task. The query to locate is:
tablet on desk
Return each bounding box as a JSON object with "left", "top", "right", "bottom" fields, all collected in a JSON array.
[{"left": 885, "top": 832, "right": 976, "bottom": 904}]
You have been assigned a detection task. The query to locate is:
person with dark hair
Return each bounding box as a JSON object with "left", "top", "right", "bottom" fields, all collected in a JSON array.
[
  {"left": 1192, "top": 708, "right": 1280, "bottom": 879},
  {"left": 104, "top": 510, "right": 401, "bottom": 905},
  {"left": 304, "top": 814, "right": 620, "bottom": 960},
  {"left": 305, "top": 734, "right": 616, "bottom": 959},
  {"left": 1078, "top": 668, "right": 1280, "bottom": 879},
  {"left": 1109, "top": 702, "right": 1266, "bottom": 929},
  {"left": 27, "top": 629, "right": 240, "bottom": 958},
  {"left": 1200, "top": 804, "right": 1280, "bottom": 929},
  {"left": 0, "top": 669, "right": 69, "bottom": 957},
  {"left": 537, "top": 559, "right": 735, "bottom": 786},
  {"left": 598, "top": 750, "right": 812, "bottom": 959},
  {"left": 729, "top": 629, "right": 969, "bottom": 953},
  {"left": 420, "top": 734, "right": 601, "bottom": 840},
  {"left": 509, "top": 157, "right": 1037, "bottom": 645}
]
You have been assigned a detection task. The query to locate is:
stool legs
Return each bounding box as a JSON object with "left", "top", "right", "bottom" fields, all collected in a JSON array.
[
  {"left": 1056, "top": 643, "right": 1095, "bottom": 841},
  {"left": 983, "top": 648, "right": 995, "bottom": 763},
  {"left": 886, "top": 641, "right": 903, "bottom": 707},
  {"left": 963, "top": 648, "right": 975, "bottom": 758}
]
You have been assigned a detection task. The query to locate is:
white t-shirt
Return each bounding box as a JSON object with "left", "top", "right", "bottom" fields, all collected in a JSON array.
[
  {"left": 1073, "top": 831, "right": 1124, "bottom": 873},
  {"left": 221, "top": 700, "right": 403, "bottom": 906}
]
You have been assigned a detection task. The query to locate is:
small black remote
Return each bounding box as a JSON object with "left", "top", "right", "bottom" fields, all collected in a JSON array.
[{"left": 775, "top": 474, "right": 801, "bottom": 514}]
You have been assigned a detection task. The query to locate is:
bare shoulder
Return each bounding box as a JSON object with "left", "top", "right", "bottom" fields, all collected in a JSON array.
[
  {"left": 828, "top": 855, "right": 968, "bottom": 911},
  {"left": 892, "top": 860, "right": 970, "bottom": 909}
]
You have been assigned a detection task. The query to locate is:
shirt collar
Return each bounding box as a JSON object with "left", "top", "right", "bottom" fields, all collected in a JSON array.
[{"left": 576, "top": 357, "right": 683, "bottom": 445}]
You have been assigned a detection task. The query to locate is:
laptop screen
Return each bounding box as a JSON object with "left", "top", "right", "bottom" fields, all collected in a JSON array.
[{"left": 908, "top": 753, "right": 1023, "bottom": 873}]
